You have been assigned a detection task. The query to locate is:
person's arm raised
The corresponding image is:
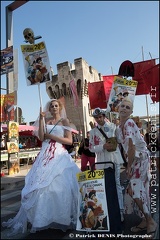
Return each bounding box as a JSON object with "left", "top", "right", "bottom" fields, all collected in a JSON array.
[{"left": 38, "top": 107, "right": 46, "bottom": 141}]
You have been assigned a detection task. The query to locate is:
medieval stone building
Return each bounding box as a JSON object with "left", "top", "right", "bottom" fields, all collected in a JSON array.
[{"left": 46, "top": 57, "right": 102, "bottom": 137}]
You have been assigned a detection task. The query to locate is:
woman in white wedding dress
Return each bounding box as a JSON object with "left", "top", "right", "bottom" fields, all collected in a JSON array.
[{"left": 2, "top": 99, "right": 81, "bottom": 236}]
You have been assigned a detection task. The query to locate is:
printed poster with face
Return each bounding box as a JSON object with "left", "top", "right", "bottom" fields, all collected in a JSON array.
[
  {"left": 0, "top": 92, "right": 15, "bottom": 122},
  {"left": 7, "top": 141, "right": 19, "bottom": 153},
  {"left": 106, "top": 76, "right": 138, "bottom": 113},
  {"left": 76, "top": 170, "right": 110, "bottom": 232},
  {"left": 0, "top": 46, "right": 14, "bottom": 75},
  {"left": 8, "top": 121, "right": 19, "bottom": 140},
  {"left": 21, "top": 41, "right": 51, "bottom": 86}
]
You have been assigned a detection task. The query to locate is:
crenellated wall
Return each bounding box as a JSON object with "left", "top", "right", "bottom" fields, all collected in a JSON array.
[{"left": 46, "top": 57, "right": 102, "bottom": 137}]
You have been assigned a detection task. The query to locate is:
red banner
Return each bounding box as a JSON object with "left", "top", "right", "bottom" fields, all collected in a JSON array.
[
  {"left": 141, "top": 64, "right": 159, "bottom": 103},
  {"left": 135, "top": 78, "right": 150, "bottom": 95},
  {"left": 133, "top": 59, "right": 156, "bottom": 96},
  {"left": 88, "top": 81, "right": 107, "bottom": 109},
  {"left": 133, "top": 59, "right": 156, "bottom": 80},
  {"left": 69, "top": 79, "right": 79, "bottom": 107},
  {"left": 103, "top": 75, "right": 115, "bottom": 103}
]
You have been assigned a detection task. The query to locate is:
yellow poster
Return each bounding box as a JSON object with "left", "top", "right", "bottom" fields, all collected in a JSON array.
[
  {"left": 106, "top": 76, "right": 138, "bottom": 113},
  {"left": 0, "top": 92, "right": 16, "bottom": 123},
  {"left": 76, "top": 170, "right": 110, "bottom": 232},
  {"left": 7, "top": 141, "right": 19, "bottom": 153},
  {"left": 8, "top": 121, "right": 19, "bottom": 140},
  {"left": 21, "top": 41, "right": 51, "bottom": 86}
]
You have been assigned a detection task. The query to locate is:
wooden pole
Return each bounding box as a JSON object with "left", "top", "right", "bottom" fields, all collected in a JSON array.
[
  {"left": 111, "top": 66, "right": 113, "bottom": 75},
  {"left": 142, "top": 46, "right": 150, "bottom": 123}
]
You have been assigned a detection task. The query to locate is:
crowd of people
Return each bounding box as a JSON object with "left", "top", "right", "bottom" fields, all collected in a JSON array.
[{"left": 2, "top": 98, "right": 159, "bottom": 239}]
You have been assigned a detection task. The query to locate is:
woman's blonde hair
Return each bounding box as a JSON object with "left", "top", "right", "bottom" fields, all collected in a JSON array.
[{"left": 49, "top": 99, "right": 63, "bottom": 113}]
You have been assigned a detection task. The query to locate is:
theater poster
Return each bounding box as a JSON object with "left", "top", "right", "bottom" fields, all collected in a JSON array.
[
  {"left": 7, "top": 141, "right": 19, "bottom": 153},
  {"left": 21, "top": 41, "right": 51, "bottom": 86},
  {"left": 0, "top": 46, "right": 14, "bottom": 75},
  {"left": 76, "top": 170, "right": 110, "bottom": 232},
  {"left": 0, "top": 92, "right": 15, "bottom": 122},
  {"left": 106, "top": 76, "right": 138, "bottom": 113},
  {"left": 8, "top": 121, "right": 19, "bottom": 140}
]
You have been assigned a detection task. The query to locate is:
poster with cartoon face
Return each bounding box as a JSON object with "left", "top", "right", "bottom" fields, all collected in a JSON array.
[
  {"left": 7, "top": 141, "right": 19, "bottom": 153},
  {"left": 106, "top": 76, "right": 138, "bottom": 113},
  {"left": 8, "top": 121, "right": 19, "bottom": 140},
  {"left": 21, "top": 41, "right": 51, "bottom": 86},
  {"left": 76, "top": 170, "right": 110, "bottom": 232},
  {"left": 0, "top": 93, "right": 15, "bottom": 123}
]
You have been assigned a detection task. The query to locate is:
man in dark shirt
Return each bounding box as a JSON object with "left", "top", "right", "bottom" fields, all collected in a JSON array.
[{"left": 78, "top": 131, "right": 95, "bottom": 171}]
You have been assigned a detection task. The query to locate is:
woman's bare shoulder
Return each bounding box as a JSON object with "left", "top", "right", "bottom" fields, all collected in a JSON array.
[{"left": 62, "top": 118, "right": 70, "bottom": 126}]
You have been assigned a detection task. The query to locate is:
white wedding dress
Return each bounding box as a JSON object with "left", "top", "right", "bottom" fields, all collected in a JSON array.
[{"left": 2, "top": 125, "right": 81, "bottom": 236}]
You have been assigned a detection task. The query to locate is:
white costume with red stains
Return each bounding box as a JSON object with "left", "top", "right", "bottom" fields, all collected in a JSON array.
[
  {"left": 89, "top": 121, "right": 124, "bottom": 211},
  {"left": 2, "top": 125, "right": 80, "bottom": 236},
  {"left": 116, "top": 119, "right": 151, "bottom": 217}
]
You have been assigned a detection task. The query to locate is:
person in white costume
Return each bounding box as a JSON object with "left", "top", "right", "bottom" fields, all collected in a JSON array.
[
  {"left": 2, "top": 99, "right": 80, "bottom": 236},
  {"left": 89, "top": 108, "right": 124, "bottom": 222},
  {"left": 116, "top": 97, "right": 157, "bottom": 238}
]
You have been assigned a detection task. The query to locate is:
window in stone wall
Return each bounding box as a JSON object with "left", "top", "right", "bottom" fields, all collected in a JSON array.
[
  {"left": 48, "top": 86, "right": 55, "bottom": 98},
  {"left": 77, "top": 79, "right": 81, "bottom": 95},
  {"left": 55, "top": 85, "right": 60, "bottom": 99},
  {"left": 62, "top": 83, "right": 67, "bottom": 96},
  {"left": 53, "top": 91, "right": 57, "bottom": 98},
  {"left": 67, "top": 86, "right": 72, "bottom": 98},
  {"left": 89, "top": 66, "right": 93, "bottom": 74}
]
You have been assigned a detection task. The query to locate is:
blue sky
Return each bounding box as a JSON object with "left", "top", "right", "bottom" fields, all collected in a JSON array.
[{"left": 1, "top": 1, "right": 159, "bottom": 123}]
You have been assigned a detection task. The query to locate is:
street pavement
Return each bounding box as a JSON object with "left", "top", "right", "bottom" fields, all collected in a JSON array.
[{"left": 1, "top": 160, "right": 159, "bottom": 239}]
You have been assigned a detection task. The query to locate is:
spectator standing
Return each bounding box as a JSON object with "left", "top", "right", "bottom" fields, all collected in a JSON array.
[
  {"left": 78, "top": 131, "right": 95, "bottom": 171},
  {"left": 1, "top": 139, "right": 5, "bottom": 150},
  {"left": 19, "top": 142, "right": 23, "bottom": 149},
  {"left": 72, "top": 133, "right": 79, "bottom": 161}
]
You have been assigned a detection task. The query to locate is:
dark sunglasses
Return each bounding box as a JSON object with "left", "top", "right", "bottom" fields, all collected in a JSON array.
[{"left": 121, "top": 104, "right": 131, "bottom": 110}]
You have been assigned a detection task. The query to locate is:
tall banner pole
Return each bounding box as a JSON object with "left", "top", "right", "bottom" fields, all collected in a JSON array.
[
  {"left": 142, "top": 46, "right": 150, "bottom": 123},
  {"left": 38, "top": 82, "right": 43, "bottom": 109},
  {"left": 37, "top": 82, "right": 46, "bottom": 133}
]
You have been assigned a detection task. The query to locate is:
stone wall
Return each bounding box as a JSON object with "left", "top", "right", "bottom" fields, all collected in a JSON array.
[{"left": 46, "top": 57, "right": 102, "bottom": 137}]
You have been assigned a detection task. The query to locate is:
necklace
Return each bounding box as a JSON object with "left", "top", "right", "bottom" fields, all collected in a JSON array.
[{"left": 46, "top": 118, "right": 62, "bottom": 125}]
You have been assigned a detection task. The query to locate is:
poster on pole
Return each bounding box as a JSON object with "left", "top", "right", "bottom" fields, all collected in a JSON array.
[
  {"left": 0, "top": 46, "right": 14, "bottom": 75},
  {"left": 106, "top": 76, "right": 138, "bottom": 113},
  {"left": 8, "top": 121, "right": 19, "bottom": 140},
  {"left": 21, "top": 41, "right": 51, "bottom": 86},
  {"left": 7, "top": 141, "right": 19, "bottom": 153},
  {"left": 0, "top": 92, "right": 15, "bottom": 122},
  {"left": 76, "top": 170, "right": 110, "bottom": 232},
  {"left": 13, "top": 49, "right": 18, "bottom": 91}
]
